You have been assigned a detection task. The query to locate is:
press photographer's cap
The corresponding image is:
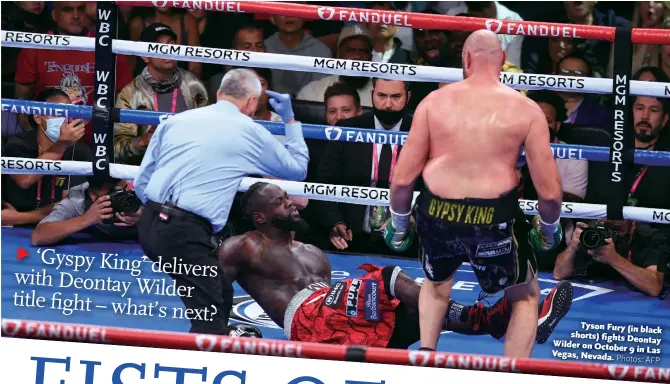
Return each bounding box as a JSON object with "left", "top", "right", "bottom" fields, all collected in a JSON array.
[{"left": 141, "top": 23, "right": 178, "bottom": 43}]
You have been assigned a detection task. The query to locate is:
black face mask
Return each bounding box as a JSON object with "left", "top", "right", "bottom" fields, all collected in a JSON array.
[
  {"left": 549, "top": 131, "right": 557, "bottom": 143},
  {"left": 374, "top": 106, "right": 406, "bottom": 127}
]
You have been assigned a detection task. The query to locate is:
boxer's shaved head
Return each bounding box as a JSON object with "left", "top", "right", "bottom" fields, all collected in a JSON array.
[{"left": 462, "top": 30, "right": 506, "bottom": 79}]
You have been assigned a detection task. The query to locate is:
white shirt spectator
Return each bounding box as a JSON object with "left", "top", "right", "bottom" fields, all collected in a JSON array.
[
  {"left": 491, "top": 2, "right": 524, "bottom": 68},
  {"left": 372, "top": 46, "right": 396, "bottom": 63},
  {"left": 297, "top": 75, "right": 373, "bottom": 107},
  {"left": 431, "top": 2, "right": 468, "bottom": 15},
  {"left": 555, "top": 140, "right": 589, "bottom": 199}
]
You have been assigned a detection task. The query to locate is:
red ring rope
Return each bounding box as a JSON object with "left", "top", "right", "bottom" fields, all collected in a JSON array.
[
  {"left": 2, "top": 319, "right": 668, "bottom": 383},
  {"left": 119, "top": 1, "right": 670, "bottom": 45}
]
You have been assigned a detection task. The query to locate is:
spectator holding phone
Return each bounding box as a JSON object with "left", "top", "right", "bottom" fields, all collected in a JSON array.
[
  {"left": 1, "top": 88, "right": 93, "bottom": 227},
  {"left": 31, "top": 176, "right": 142, "bottom": 246}
]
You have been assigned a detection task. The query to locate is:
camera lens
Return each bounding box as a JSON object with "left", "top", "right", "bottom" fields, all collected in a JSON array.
[{"left": 580, "top": 228, "right": 601, "bottom": 249}]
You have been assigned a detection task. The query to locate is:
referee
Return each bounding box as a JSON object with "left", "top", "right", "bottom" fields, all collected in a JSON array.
[{"left": 134, "top": 68, "right": 309, "bottom": 336}]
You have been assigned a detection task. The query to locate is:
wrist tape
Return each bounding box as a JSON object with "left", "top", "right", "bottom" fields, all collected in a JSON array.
[
  {"left": 390, "top": 208, "right": 411, "bottom": 230},
  {"left": 540, "top": 217, "right": 561, "bottom": 234}
]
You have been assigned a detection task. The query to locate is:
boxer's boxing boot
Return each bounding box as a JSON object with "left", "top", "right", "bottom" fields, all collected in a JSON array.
[
  {"left": 464, "top": 281, "right": 573, "bottom": 344},
  {"left": 536, "top": 280, "right": 573, "bottom": 344},
  {"left": 228, "top": 324, "right": 263, "bottom": 338},
  {"left": 529, "top": 215, "right": 563, "bottom": 252},
  {"left": 383, "top": 208, "right": 415, "bottom": 252}
]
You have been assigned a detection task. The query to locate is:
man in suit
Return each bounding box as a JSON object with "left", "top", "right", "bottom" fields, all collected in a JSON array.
[{"left": 312, "top": 78, "right": 418, "bottom": 257}]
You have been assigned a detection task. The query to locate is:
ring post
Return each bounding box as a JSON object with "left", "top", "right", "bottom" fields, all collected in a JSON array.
[
  {"left": 91, "top": 2, "right": 118, "bottom": 180},
  {"left": 608, "top": 26, "right": 634, "bottom": 220}
]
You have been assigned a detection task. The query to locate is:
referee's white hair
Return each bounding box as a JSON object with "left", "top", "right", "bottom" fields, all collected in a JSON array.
[{"left": 218, "top": 68, "right": 263, "bottom": 100}]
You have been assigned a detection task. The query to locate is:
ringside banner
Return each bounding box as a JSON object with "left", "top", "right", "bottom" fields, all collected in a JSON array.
[
  {"left": 118, "top": 0, "right": 670, "bottom": 44},
  {"left": 3, "top": 31, "right": 670, "bottom": 97},
  {"left": 0, "top": 338, "right": 643, "bottom": 384},
  {"left": 3, "top": 157, "right": 670, "bottom": 224}
]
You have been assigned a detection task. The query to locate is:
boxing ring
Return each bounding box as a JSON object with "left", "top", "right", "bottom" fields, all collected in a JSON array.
[{"left": 1, "top": 1, "right": 670, "bottom": 382}]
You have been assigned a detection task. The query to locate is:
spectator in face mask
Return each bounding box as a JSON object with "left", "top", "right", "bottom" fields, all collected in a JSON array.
[
  {"left": 311, "top": 78, "right": 419, "bottom": 257},
  {"left": 1, "top": 88, "right": 93, "bottom": 227},
  {"left": 297, "top": 24, "right": 375, "bottom": 107},
  {"left": 14, "top": 1, "right": 132, "bottom": 146}
]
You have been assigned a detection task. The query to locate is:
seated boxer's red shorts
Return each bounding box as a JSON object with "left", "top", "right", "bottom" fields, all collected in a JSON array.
[{"left": 285, "top": 264, "right": 400, "bottom": 347}]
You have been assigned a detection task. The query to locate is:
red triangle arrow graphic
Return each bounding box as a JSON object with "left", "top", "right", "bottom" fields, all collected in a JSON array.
[{"left": 17, "top": 247, "right": 29, "bottom": 260}]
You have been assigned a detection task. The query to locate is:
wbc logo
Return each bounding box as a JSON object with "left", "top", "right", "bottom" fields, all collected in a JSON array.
[
  {"left": 318, "top": 7, "right": 336, "bottom": 20},
  {"left": 485, "top": 19, "right": 504, "bottom": 34},
  {"left": 325, "top": 127, "right": 343, "bottom": 141}
]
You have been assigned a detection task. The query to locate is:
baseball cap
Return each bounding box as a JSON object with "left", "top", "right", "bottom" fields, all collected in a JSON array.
[
  {"left": 140, "top": 23, "right": 178, "bottom": 43},
  {"left": 337, "top": 24, "right": 373, "bottom": 49}
]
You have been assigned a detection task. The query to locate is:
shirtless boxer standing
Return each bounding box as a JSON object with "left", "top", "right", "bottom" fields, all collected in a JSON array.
[
  {"left": 384, "top": 30, "right": 564, "bottom": 357},
  {"left": 218, "top": 182, "right": 572, "bottom": 349}
]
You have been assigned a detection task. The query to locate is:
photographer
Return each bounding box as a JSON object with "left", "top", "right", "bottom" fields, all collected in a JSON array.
[
  {"left": 553, "top": 220, "right": 668, "bottom": 297},
  {"left": 31, "top": 176, "right": 143, "bottom": 246}
]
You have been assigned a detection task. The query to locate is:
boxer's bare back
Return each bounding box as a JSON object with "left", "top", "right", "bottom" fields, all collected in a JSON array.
[
  {"left": 390, "top": 30, "right": 561, "bottom": 358},
  {"left": 391, "top": 30, "right": 558, "bottom": 207},
  {"left": 420, "top": 81, "right": 550, "bottom": 199}
]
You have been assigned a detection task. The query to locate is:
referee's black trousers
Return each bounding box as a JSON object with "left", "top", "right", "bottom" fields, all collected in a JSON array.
[{"left": 138, "top": 202, "right": 233, "bottom": 335}]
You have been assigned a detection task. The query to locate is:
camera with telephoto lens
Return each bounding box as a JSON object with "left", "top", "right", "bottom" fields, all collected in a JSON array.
[
  {"left": 109, "top": 187, "right": 142, "bottom": 215},
  {"left": 579, "top": 222, "right": 618, "bottom": 250}
]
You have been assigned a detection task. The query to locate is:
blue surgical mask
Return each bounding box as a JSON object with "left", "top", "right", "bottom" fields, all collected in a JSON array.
[{"left": 42, "top": 117, "right": 65, "bottom": 142}]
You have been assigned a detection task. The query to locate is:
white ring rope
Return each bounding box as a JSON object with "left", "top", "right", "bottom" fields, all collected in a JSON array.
[
  {"left": 2, "top": 30, "right": 670, "bottom": 97},
  {"left": 3, "top": 157, "right": 670, "bottom": 224}
]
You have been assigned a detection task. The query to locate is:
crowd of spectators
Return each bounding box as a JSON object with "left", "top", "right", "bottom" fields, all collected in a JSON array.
[{"left": 1, "top": 1, "right": 669, "bottom": 298}]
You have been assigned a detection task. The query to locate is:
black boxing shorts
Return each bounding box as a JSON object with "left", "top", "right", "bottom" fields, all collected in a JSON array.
[{"left": 414, "top": 187, "right": 537, "bottom": 294}]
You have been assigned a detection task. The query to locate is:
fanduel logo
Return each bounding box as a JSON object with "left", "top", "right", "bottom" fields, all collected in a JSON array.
[
  {"left": 409, "top": 351, "right": 431, "bottom": 366},
  {"left": 325, "top": 127, "right": 343, "bottom": 141},
  {"left": 195, "top": 335, "right": 218, "bottom": 352},
  {"left": 1, "top": 319, "right": 22, "bottom": 337},
  {"left": 608, "top": 365, "right": 629, "bottom": 379},
  {"left": 318, "top": 7, "right": 335, "bottom": 20},
  {"left": 485, "top": 19, "right": 503, "bottom": 33}
]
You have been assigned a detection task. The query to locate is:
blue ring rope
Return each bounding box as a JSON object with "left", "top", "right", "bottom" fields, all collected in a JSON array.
[{"left": 3, "top": 98, "right": 670, "bottom": 166}]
